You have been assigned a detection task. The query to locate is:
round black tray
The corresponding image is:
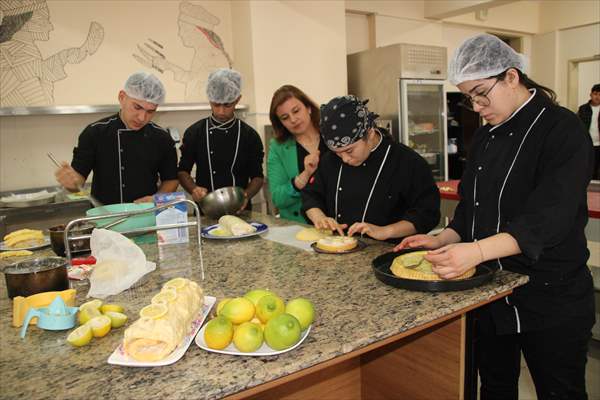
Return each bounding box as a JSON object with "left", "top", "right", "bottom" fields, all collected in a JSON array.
[{"left": 372, "top": 250, "right": 497, "bottom": 292}]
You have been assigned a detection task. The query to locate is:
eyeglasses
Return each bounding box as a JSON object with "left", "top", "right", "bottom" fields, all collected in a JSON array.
[{"left": 460, "top": 79, "right": 500, "bottom": 111}]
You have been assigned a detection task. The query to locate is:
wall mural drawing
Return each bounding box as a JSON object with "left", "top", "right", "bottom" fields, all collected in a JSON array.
[
  {"left": 0, "top": 0, "right": 104, "bottom": 107},
  {"left": 133, "top": 1, "right": 232, "bottom": 102}
]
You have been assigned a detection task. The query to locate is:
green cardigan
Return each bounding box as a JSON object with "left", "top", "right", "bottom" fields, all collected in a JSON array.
[{"left": 267, "top": 138, "right": 307, "bottom": 223}]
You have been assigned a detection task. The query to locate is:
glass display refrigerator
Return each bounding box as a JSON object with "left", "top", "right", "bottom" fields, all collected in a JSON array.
[
  {"left": 399, "top": 80, "right": 448, "bottom": 181},
  {"left": 347, "top": 43, "right": 449, "bottom": 181}
]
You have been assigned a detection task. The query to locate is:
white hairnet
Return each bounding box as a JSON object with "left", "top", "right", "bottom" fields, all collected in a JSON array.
[
  {"left": 206, "top": 68, "right": 241, "bottom": 103},
  {"left": 448, "top": 34, "right": 528, "bottom": 86},
  {"left": 123, "top": 72, "right": 166, "bottom": 104}
]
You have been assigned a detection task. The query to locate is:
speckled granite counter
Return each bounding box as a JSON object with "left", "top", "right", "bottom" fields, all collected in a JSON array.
[{"left": 0, "top": 213, "right": 528, "bottom": 400}]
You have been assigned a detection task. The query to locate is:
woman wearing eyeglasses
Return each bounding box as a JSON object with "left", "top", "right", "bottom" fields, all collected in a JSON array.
[{"left": 396, "top": 34, "right": 595, "bottom": 399}]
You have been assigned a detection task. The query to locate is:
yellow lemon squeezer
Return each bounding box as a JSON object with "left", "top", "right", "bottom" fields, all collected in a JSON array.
[{"left": 20, "top": 296, "right": 78, "bottom": 338}]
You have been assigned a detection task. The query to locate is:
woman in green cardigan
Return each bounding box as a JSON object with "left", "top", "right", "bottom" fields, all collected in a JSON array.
[{"left": 268, "top": 85, "right": 326, "bottom": 223}]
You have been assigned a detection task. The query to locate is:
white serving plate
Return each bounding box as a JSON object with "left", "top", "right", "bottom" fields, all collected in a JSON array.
[
  {"left": 107, "top": 295, "right": 216, "bottom": 367},
  {"left": 201, "top": 222, "right": 268, "bottom": 239},
  {"left": 0, "top": 236, "right": 51, "bottom": 251},
  {"left": 195, "top": 324, "right": 311, "bottom": 356}
]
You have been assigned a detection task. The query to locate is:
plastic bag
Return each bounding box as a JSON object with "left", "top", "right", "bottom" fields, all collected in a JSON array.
[{"left": 87, "top": 229, "right": 156, "bottom": 299}]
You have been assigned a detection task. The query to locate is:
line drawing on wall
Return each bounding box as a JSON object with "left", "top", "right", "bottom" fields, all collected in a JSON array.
[
  {"left": 0, "top": 0, "right": 104, "bottom": 107},
  {"left": 133, "top": 0, "right": 232, "bottom": 102}
]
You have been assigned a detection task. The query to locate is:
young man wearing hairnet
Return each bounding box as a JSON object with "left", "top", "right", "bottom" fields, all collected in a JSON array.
[
  {"left": 55, "top": 72, "right": 178, "bottom": 205},
  {"left": 177, "top": 68, "right": 264, "bottom": 210}
]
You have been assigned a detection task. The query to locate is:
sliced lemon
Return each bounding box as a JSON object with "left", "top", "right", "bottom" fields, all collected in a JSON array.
[
  {"left": 78, "top": 306, "right": 102, "bottom": 325},
  {"left": 67, "top": 324, "right": 93, "bottom": 347},
  {"left": 139, "top": 303, "right": 168, "bottom": 320},
  {"left": 163, "top": 277, "right": 187, "bottom": 291},
  {"left": 104, "top": 311, "right": 128, "bottom": 328},
  {"left": 79, "top": 299, "right": 102, "bottom": 311},
  {"left": 152, "top": 291, "right": 177, "bottom": 305},
  {"left": 100, "top": 304, "right": 124, "bottom": 314},
  {"left": 86, "top": 315, "right": 112, "bottom": 338}
]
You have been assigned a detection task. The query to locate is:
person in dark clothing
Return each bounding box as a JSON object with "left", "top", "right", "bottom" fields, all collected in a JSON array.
[
  {"left": 302, "top": 95, "right": 440, "bottom": 241},
  {"left": 396, "top": 34, "right": 595, "bottom": 400},
  {"left": 54, "top": 72, "right": 178, "bottom": 205},
  {"left": 177, "top": 68, "right": 264, "bottom": 211},
  {"left": 577, "top": 83, "right": 600, "bottom": 180}
]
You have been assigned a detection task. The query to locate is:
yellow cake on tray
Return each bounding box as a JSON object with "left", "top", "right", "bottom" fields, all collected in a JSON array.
[
  {"left": 315, "top": 236, "right": 358, "bottom": 252},
  {"left": 390, "top": 251, "right": 475, "bottom": 281}
]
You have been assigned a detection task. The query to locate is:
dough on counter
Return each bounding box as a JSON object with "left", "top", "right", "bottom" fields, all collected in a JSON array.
[
  {"left": 315, "top": 236, "right": 357, "bottom": 252},
  {"left": 390, "top": 251, "right": 475, "bottom": 281},
  {"left": 295, "top": 227, "right": 333, "bottom": 242},
  {"left": 217, "top": 215, "right": 256, "bottom": 236}
]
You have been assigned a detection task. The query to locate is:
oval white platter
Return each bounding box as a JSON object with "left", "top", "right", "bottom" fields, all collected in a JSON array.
[
  {"left": 195, "top": 324, "right": 311, "bottom": 356},
  {"left": 107, "top": 295, "right": 216, "bottom": 367}
]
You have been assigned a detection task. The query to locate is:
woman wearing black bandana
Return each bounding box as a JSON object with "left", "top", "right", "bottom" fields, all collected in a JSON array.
[{"left": 301, "top": 95, "right": 440, "bottom": 240}]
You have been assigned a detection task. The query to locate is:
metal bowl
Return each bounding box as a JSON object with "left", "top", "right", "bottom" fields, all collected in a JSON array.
[
  {"left": 199, "top": 186, "right": 245, "bottom": 218},
  {"left": 2, "top": 257, "right": 69, "bottom": 298},
  {"left": 48, "top": 222, "right": 96, "bottom": 257}
]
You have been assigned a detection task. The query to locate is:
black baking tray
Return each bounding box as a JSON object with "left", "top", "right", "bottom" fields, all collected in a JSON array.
[{"left": 372, "top": 249, "right": 497, "bottom": 292}]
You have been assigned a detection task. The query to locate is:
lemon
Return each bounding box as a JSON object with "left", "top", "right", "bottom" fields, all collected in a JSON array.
[
  {"left": 139, "top": 303, "right": 168, "bottom": 319},
  {"left": 220, "top": 297, "right": 255, "bottom": 324},
  {"left": 264, "top": 313, "right": 301, "bottom": 350},
  {"left": 204, "top": 316, "right": 234, "bottom": 350},
  {"left": 285, "top": 298, "right": 315, "bottom": 330},
  {"left": 78, "top": 306, "right": 102, "bottom": 325},
  {"left": 243, "top": 289, "right": 273, "bottom": 306},
  {"left": 216, "top": 298, "right": 232, "bottom": 316},
  {"left": 67, "top": 324, "right": 93, "bottom": 347},
  {"left": 256, "top": 294, "right": 285, "bottom": 324},
  {"left": 250, "top": 317, "right": 264, "bottom": 330},
  {"left": 87, "top": 315, "right": 112, "bottom": 338},
  {"left": 233, "top": 322, "right": 264, "bottom": 352},
  {"left": 80, "top": 299, "right": 102, "bottom": 311},
  {"left": 164, "top": 277, "right": 187, "bottom": 291},
  {"left": 100, "top": 304, "right": 124, "bottom": 314},
  {"left": 152, "top": 291, "right": 177, "bottom": 305},
  {"left": 104, "top": 311, "right": 128, "bottom": 328}
]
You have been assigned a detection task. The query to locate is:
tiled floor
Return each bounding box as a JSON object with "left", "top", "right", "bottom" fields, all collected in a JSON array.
[{"left": 518, "top": 339, "right": 600, "bottom": 400}]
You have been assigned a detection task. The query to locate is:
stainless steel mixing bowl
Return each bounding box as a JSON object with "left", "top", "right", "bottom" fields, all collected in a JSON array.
[{"left": 199, "top": 186, "right": 245, "bottom": 218}]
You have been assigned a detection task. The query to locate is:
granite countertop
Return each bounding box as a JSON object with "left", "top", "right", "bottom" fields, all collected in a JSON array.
[{"left": 0, "top": 213, "right": 528, "bottom": 400}]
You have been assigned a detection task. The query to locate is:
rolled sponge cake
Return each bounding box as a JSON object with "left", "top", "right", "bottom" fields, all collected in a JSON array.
[{"left": 123, "top": 279, "right": 203, "bottom": 361}]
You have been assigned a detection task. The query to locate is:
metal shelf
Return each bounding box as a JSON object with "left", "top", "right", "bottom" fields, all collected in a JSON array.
[{"left": 0, "top": 103, "right": 248, "bottom": 117}]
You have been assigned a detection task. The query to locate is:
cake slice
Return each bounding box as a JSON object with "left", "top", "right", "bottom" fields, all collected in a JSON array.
[{"left": 315, "top": 236, "right": 358, "bottom": 252}]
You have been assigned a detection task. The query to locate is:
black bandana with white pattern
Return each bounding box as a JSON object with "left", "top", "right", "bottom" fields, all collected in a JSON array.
[{"left": 319, "top": 95, "right": 379, "bottom": 150}]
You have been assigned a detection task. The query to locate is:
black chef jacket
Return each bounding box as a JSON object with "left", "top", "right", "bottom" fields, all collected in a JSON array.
[
  {"left": 448, "top": 90, "right": 595, "bottom": 334},
  {"left": 178, "top": 117, "right": 264, "bottom": 193},
  {"left": 301, "top": 133, "right": 440, "bottom": 235},
  {"left": 71, "top": 114, "right": 178, "bottom": 205}
]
